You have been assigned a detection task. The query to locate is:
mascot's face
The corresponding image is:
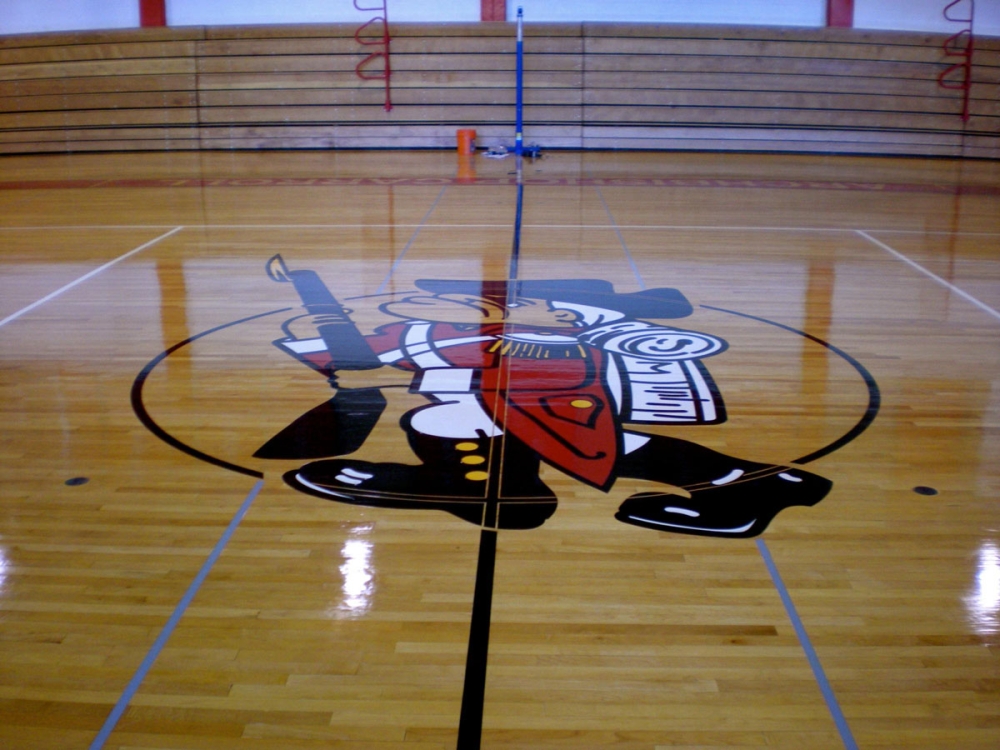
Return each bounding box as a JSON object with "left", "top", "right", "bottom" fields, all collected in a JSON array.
[
  {"left": 506, "top": 298, "right": 581, "bottom": 327},
  {"left": 382, "top": 293, "right": 581, "bottom": 328}
]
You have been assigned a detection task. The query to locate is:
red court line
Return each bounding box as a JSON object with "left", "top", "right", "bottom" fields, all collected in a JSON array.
[{"left": 0, "top": 176, "right": 997, "bottom": 195}]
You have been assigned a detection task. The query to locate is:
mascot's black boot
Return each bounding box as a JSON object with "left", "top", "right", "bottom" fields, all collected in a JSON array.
[
  {"left": 285, "top": 429, "right": 556, "bottom": 530},
  {"left": 613, "top": 434, "right": 831, "bottom": 538}
]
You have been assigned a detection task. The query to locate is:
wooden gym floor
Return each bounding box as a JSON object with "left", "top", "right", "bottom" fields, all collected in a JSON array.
[{"left": 0, "top": 149, "right": 998, "bottom": 749}]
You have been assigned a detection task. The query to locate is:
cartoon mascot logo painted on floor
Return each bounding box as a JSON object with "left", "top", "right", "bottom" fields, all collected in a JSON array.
[{"left": 254, "top": 255, "right": 832, "bottom": 537}]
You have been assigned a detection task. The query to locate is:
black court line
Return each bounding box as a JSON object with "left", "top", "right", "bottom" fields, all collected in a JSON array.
[
  {"left": 457, "top": 525, "right": 499, "bottom": 748},
  {"left": 509, "top": 177, "right": 524, "bottom": 279},
  {"left": 456, "top": 156, "right": 526, "bottom": 750}
]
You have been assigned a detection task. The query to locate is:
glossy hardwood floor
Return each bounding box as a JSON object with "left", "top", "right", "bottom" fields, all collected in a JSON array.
[{"left": 1, "top": 149, "right": 998, "bottom": 750}]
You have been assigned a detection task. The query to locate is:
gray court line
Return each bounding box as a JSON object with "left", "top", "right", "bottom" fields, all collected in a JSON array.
[
  {"left": 757, "top": 539, "right": 859, "bottom": 750},
  {"left": 594, "top": 185, "right": 857, "bottom": 745},
  {"left": 91, "top": 188, "right": 442, "bottom": 746},
  {"left": 89, "top": 480, "right": 265, "bottom": 750},
  {"left": 0, "top": 226, "right": 184, "bottom": 330},
  {"left": 376, "top": 185, "right": 449, "bottom": 295},
  {"left": 592, "top": 183, "right": 646, "bottom": 289},
  {"left": 857, "top": 229, "right": 1000, "bottom": 324}
]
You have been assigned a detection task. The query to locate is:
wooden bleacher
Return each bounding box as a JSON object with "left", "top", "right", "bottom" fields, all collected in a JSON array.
[{"left": 1, "top": 23, "right": 996, "bottom": 157}]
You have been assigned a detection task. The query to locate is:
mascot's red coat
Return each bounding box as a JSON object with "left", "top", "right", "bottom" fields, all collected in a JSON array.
[{"left": 300, "top": 321, "right": 621, "bottom": 489}]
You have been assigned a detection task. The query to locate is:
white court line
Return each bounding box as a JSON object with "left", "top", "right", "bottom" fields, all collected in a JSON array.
[
  {"left": 856, "top": 229, "right": 1000, "bottom": 324},
  {"left": 182, "top": 223, "right": 850, "bottom": 232},
  {"left": 0, "top": 225, "right": 180, "bottom": 230},
  {"left": 0, "top": 222, "right": 1000, "bottom": 237},
  {"left": 0, "top": 226, "right": 184, "bottom": 331},
  {"left": 0, "top": 223, "right": 854, "bottom": 231},
  {"left": 613, "top": 225, "right": 1000, "bottom": 236},
  {"left": 0, "top": 224, "right": 861, "bottom": 233},
  {"left": 3, "top": 223, "right": 999, "bottom": 236},
  {"left": 857, "top": 229, "right": 1000, "bottom": 237}
]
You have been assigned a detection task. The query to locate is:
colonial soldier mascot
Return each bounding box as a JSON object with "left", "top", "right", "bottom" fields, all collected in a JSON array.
[{"left": 257, "top": 257, "right": 831, "bottom": 537}]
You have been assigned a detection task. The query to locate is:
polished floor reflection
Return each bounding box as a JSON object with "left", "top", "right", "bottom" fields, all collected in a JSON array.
[{"left": 0, "top": 150, "right": 998, "bottom": 750}]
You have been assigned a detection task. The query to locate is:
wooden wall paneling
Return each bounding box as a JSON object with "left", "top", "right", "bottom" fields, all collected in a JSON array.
[
  {"left": 0, "top": 23, "right": 994, "bottom": 156},
  {"left": 0, "top": 29, "right": 201, "bottom": 153},
  {"left": 0, "top": 129, "right": 200, "bottom": 153},
  {"left": 0, "top": 74, "right": 196, "bottom": 98},
  {"left": 578, "top": 123, "right": 970, "bottom": 148},
  {"left": 0, "top": 90, "right": 196, "bottom": 114},
  {"left": 0, "top": 56, "right": 195, "bottom": 82},
  {"left": 579, "top": 24, "right": 996, "bottom": 157},
  {"left": 0, "top": 125, "right": 200, "bottom": 142},
  {"left": 388, "top": 22, "right": 582, "bottom": 38},
  {"left": 196, "top": 106, "right": 576, "bottom": 130},
  {"left": 582, "top": 104, "right": 990, "bottom": 131},
  {"left": 197, "top": 37, "right": 360, "bottom": 56},
  {"left": 584, "top": 36, "right": 953, "bottom": 64},
  {"left": 0, "top": 103, "right": 197, "bottom": 130},
  {"left": 579, "top": 132, "right": 967, "bottom": 157},
  {"left": 583, "top": 53, "right": 950, "bottom": 79},
  {"left": 390, "top": 36, "right": 581, "bottom": 55},
  {"left": 583, "top": 71, "right": 948, "bottom": 97},
  {"left": 190, "top": 23, "right": 582, "bottom": 151},
  {"left": 580, "top": 22, "right": 940, "bottom": 46},
  {"left": 197, "top": 88, "right": 580, "bottom": 109},
  {"left": 587, "top": 88, "right": 978, "bottom": 116},
  {"left": 0, "top": 41, "right": 196, "bottom": 67},
  {"left": 0, "top": 26, "right": 202, "bottom": 50}
]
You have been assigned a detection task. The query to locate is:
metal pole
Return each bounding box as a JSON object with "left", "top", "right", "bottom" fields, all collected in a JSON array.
[{"left": 515, "top": 6, "right": 523, "bottom": 156}]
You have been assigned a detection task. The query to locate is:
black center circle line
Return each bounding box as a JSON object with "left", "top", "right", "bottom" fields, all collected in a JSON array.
[
  {"left": 700, "top": 304, "right": 881, "bottom": 465},
  {"left": 131, "top": 307, "right": 293, "bottom": 479},
  {"left": 134, "top": 302, "right": 878, "bottom": 477}
]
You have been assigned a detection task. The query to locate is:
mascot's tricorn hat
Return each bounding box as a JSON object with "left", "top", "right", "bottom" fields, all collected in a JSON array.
[{"left": 414, "top": 279, "right": 692, "bottom": 319}]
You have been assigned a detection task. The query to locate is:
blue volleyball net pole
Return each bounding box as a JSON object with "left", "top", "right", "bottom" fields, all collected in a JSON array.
[
  {"left": 515, "top": 6, "right": 524, "bottom": 157},
  {"left": 510, "top": 7, "right": 525, "bottom": 280}
]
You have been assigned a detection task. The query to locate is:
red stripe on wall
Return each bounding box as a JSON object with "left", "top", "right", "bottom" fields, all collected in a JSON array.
[
  {"left": 481, "top": 0, "right": 507, "bottom": 22},
  {"left": 827, "top": 0, "right": 854, "bottom": 28},
  {"left": 140, "top": 0, "right": 166, "bottom": 27}
]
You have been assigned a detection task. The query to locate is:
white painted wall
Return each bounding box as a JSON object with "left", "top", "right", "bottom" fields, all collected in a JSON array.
[
  {"left": 0, "top": 0, "right": 138, "bottom": 35},
  {"left": 508, "top": 1, "right": 827, "bottom": 27},
  {"left": 1, "top": 1, "right": 998, "bottom": 37},
  {"left": 855, "top": 0, "right": 1000, "bottom": 37},
  {"left": 167, "top": 0, "right": 480, "bottom": 26}
]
